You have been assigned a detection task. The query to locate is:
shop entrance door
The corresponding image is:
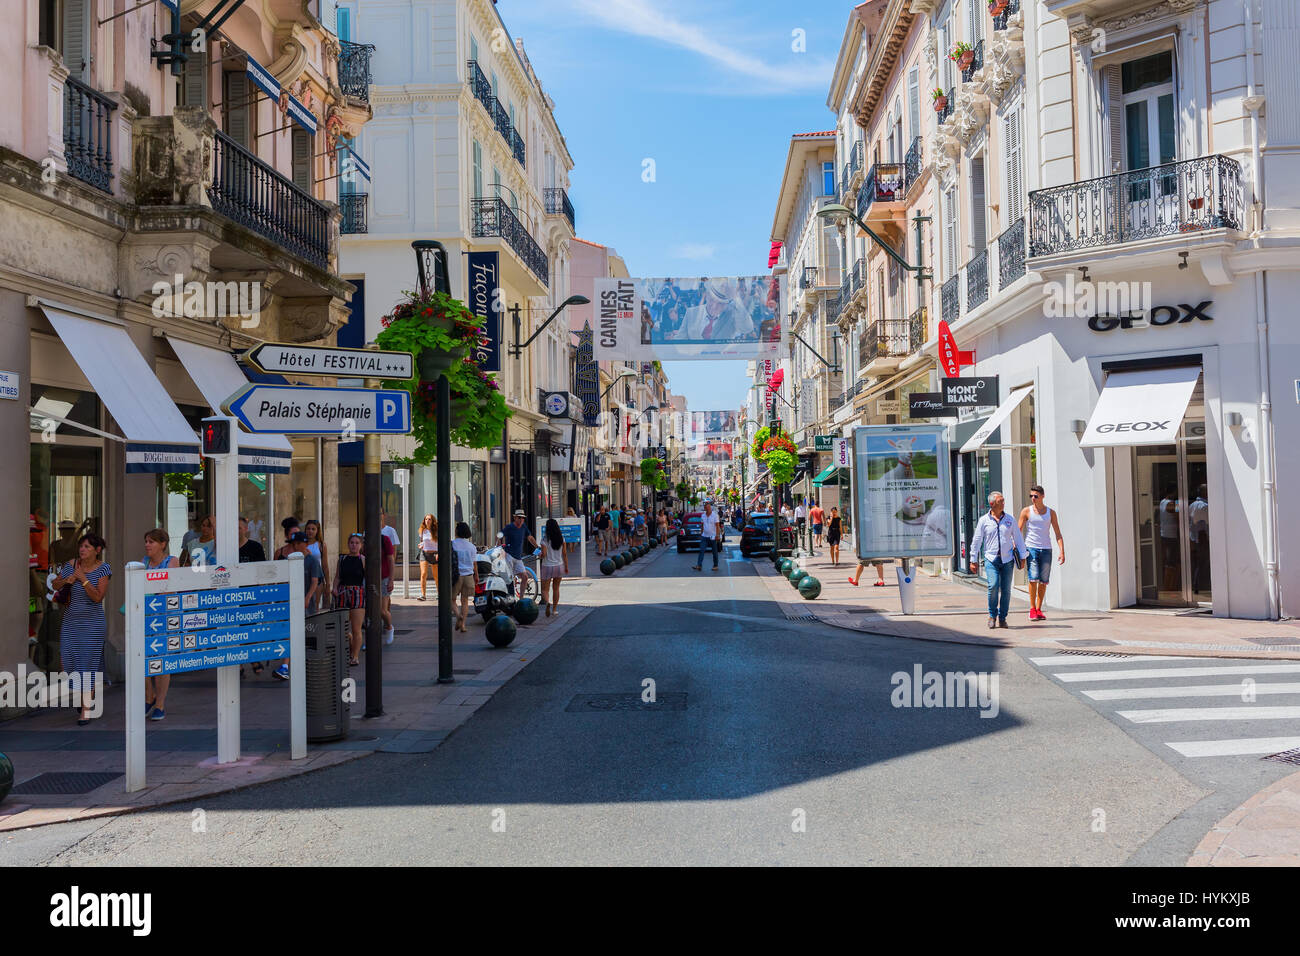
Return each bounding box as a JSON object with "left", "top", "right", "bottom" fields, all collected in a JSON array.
[{"left": 1133, "top": 421, "right": 1209, "bottom": 607}]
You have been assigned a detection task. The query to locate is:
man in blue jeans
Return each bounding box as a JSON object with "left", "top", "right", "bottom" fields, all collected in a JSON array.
[
  {"left": 968, "top": 491, "right": 1026, "bottom": 630},
  {"left": 693, "top": 501, "right": 722, "bottom": 572}
]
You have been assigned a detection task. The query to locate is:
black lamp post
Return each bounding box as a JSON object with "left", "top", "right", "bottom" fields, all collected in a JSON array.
[{"left": 511, "top": 294, "right": 590, "bottom": 357}]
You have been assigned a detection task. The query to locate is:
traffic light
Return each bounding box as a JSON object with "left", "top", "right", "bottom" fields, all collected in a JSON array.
[{"left": 201, "top": 418, "right": 232, "bottom": 456}]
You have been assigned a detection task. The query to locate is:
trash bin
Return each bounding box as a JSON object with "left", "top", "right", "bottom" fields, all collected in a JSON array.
[{"left": 305, "top": 609, "right": 350, "bottom": 742}]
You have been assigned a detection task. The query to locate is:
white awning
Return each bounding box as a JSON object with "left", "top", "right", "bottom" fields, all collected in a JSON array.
[
  {"left": 959, "top": 386, "right": 1034, "bottom": 453},
  {"left": 1080, "top": 366, "right": 1200, "bottom": 447},
  {"left": 40, "top": 305, "right": 201, "bottom": 473},
  {"left": 166, "top": 336, "right": 293, "bottom": 473}
]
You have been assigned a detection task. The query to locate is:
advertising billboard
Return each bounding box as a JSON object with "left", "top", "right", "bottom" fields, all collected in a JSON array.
[
  {"left": 593, "top": 276, "right": 784, "bottom": 360},
  {"left": 467, "top": 251, "right": 501, "bottom": 373},
  {"left": 851, "top": 425, "right": 952, "bottom": 560},
  {"left": 690, "top": 440, "right": 734, "bottom": 464},
  {"left": 690, "top": 409, "right": 739, "bottom": 440}
]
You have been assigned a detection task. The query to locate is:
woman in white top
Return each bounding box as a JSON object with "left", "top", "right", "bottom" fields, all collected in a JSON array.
[
  {"left": 539, "top": 518, "right": 569, "bottom": 617},
  {"left": 418, "top": 513, "right": 438, "bottom": 601},
  {"left": 450, "top": 522, "right": 479, "bottom": 633},
  {"left": 304, "top": 519, "right": 329, "bottom": 589}
]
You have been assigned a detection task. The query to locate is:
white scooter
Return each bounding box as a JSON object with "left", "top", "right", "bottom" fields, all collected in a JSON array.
[{"left": 472, "top": 533, "right": 540, "bottom": 624}]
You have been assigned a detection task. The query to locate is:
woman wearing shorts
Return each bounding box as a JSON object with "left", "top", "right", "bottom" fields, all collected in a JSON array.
[
  {"left": 333, "top": 534, "right": 366, "bottom": 665},
  {"left": 451, "top": 522, "right": 479, "bottom": 632},
  {"left": 539, "top": 518, "right": 569, "bottom": 617},
  {"left": 826, "top": 507, "right": 842, "bottom": 568}
]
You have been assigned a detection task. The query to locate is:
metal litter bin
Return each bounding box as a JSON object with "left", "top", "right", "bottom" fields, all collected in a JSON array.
[{"left": 305, "top": 608, "right": 350, "bottom": 742}]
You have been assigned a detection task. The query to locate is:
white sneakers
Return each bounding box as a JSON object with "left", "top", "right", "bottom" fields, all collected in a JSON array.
[{"left": 384, "top": 626, "right": 395, "bottom": 645}]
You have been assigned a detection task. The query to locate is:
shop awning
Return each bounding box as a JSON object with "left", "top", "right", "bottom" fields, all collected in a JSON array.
[
  {"left": 1080, "top": 366, "right": 1200, "bottom": 447},
  {"left": 40, "top": 305, "right": 201, "bottom": 473},
  {"left": 959, "top": 385, "right": 1034, "bottom": 453},
  {"left": 812, "top": 465, "right": 846, "bottom": 486},
  {"left": 166, "top": 336, "right": 293, "bottom": 474}
]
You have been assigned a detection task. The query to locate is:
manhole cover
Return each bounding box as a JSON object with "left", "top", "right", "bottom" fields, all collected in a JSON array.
[
  {"left": 1264, "top": 748, "right": 1300, "bottom": 766},
  {"left": 12, "top": 771, "right": 124, "bottom": 795},
  {"left": 1247, "top": 636, "right": 1300, "bottom": 647},
  {"left": 565, "top": 693, "right": 687, "bottom": 713},
  {"left": 1056, "top": 639, "right": 1119, "bottom": 647}
]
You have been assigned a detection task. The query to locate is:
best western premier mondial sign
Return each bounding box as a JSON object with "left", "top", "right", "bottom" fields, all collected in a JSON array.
[{"left": 241, "top": 343, "right": 414, "bottom": 379}]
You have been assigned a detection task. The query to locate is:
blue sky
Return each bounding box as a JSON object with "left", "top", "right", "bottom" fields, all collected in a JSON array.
[{"left": 500, "top": 0, "right": 848, "bottom": 412}]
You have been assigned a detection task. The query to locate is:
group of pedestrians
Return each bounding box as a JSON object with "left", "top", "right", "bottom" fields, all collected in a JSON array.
[{"left": 970, "top": 485, "right": 1065, "bottom": 628}]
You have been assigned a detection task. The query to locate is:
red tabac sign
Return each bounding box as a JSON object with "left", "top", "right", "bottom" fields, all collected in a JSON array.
[{"left": 936, "top": 321, "right": 975, "bottom": 377}]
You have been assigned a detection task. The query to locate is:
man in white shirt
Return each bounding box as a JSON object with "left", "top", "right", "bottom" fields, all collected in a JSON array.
[
  {"left": 693, "top": 501, "right": 722, "bottom": 572},
  {"left": 969, "top": 491, "right": 1027, "bottom": 630},
  {"left": 794, "top": 500, "right": 807, "bottom": 550}
]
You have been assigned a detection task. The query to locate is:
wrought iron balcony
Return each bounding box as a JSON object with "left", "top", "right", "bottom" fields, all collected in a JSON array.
[
  {"left": 904, "top": 137, "right": 923, "bottom": 195},
  {"left": 965, "top": 248, "right": 989, "bottom": 310},
  {"left": 908, "top": 306, "right": 926, "bottom": 353},
  {"left": 935, "top": 88, "right": 955, "bottom": 126},
  {"left": 511, "top": 127, "right": 526, "bottom": 168},
  {"left": 840, "top": 141, "right": 863, "bottom": 201},
  {"left": 339, "top": 40, "right": 375, "bottom": 102},
  {"left": 961, "top": 38, "right": 985, "bottom": 83},
  {"left": 992, "top": 0, "right": 1021, "bottom": 31},
  {"left": 1028, "top": 155, "right": 1244, "bottom": 258},
  {"left": 466, "top": 60, "right": 493, "bottom": 113},
  {"left": 63, "top": 77, "right": 115, "bottom": 193},
  {"left": 941, "top": 274, "right": 960, "bottom": 325},
  {"left": 861, "top": 319, "right": 910, "bottom": 366},
  {"left": 824, "top": 290, "right": 842, "bottom": 321},
  {"left": 857, "top": 162, "right": 906, "bottom": 219},
  {"left": 471, "top": 197, "right": 549, "bottom": 286},
  {"left": 544, "top": 186, "right": 575, "bottom": 230},
  {"left": 839, "top": 274, "right": 851, "bottom": 312},
  {"left": 997, "top": 217, "right": 1025, "bottom": 287},
  {"left": 340, "top": 192, "right": 368, "bottom": 234},
  {"left": 851, "top": 258, "right": 867, "bottom": 296},
  {"left": 208, "top": 129, "right": 330, "bottom": 268},
  {"left": 800, "top": 266, "right": 818, "bottom": 290},
  {"left": 490, "top": 96, "right": 511, "bottom": 142}
]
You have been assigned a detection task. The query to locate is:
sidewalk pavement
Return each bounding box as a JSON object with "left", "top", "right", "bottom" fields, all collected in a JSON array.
[
  {"left": 756, "top": 548, "right": 1300, "bottom": 660},
  {"left": 0, "top": 538, "right": 671, "bottom": 833},
  {"left": 1189, "top": 769, "right": 1300, "bottom": 866}
]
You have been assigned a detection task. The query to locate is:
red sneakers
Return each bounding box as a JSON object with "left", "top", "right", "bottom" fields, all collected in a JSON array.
[{"left": 1029, "top": 608, "right": 1045, "bottom": 621}]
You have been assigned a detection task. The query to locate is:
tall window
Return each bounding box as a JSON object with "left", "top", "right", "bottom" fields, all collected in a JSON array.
[
  {"left": 1003, "top": 103, "right": 1024, "bottom": 223},
  {"left": 180, "top": 44, "right": 207, "bottom": 107},
  {"left": 907, "top": 67, "right": 920, "bottom": 144},
  {"left": 291, "top": 129, "right": 313, "bottom": 193},
  {"left": 470, "top": 34, "right": 478, "bottom": 63},
  {"left": 472, "top": 140, "right": 483, "bottom": 199},
  {"left": 223, "top": 70, "right": 254, "bottom": 148},
  {"left": 969, "top": 155, "right": 986, "bottom": 254},
  {"left": 1121, "top": 52, "right": 1176, "bottom": 172},
  {"left": 337, "top": 5, "right": 351, "bottom": 41},
  {"left": 942, "top": 185, "right": 959, "bottom": 276}
]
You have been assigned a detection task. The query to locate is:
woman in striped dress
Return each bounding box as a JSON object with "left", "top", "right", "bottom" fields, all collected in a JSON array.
[{"left": 50, "top": 532, "right": 111, "bottom": 725}]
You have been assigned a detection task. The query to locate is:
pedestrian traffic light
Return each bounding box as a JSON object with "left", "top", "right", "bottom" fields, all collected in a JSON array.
[{"left": 201, "top": 417, "right": 232, "bottom": 457}]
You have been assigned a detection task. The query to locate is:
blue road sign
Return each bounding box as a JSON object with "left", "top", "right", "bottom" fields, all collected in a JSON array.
[
  {"left": 223, "top": 384, "right": 412, "bottom": 435},
  {"left": 146, "top": 640, "right": 289, "bottom": 677},
  {"left": 146, "top": 621, "right": 291, "bottom": 658},
  {"left": 145, "top": 584, "right": 289, "bottom": 616},
  {"left": 147, "top": 602, "right": 291, "bottom": 633}
]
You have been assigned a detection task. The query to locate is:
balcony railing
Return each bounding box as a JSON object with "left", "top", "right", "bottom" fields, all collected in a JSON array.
[
  {"left": 861, "top": 319, "right": 910, "bottom": 365},
  {"left": 490, "top": 96, "right": 511, "bottom": 141},
  {"left": 800, "top": 266, "right": 818, "bottom": 290},
  {"left": 511, "top": 128, "right": 526, "bottom": 168},
  {"left": 840, "top": 141, "right": 863, "bottom": 201},
  {"left": 997, "top": 217, "right": 1025, "bottom": 287},
  {"left": 824, "top": 290, "right": 842, "bottom": 321},
  {"left": 966, "top": 248, "right": 989, "bottom": 310},
  {"left": 467, "top": 60, "right": 493, "bottom": 112},
  {"left": 992, "top": 0, "right": 1021, "bottom": 31},
  {"left": 339, "top": 40, "right": 375, "bottom": 103},
  {"left": 857, "top": 161, "right": 906, "bottom": 219},
  {"left": 908, "top": 306, "right": 926, "bottom": 353},
  {"left": 1028, "top": 155, "right": 1243, "bottom": 257},
  {"left": 936, "top": 88, "right": 955, "bottom": 126},
  {"left": 941, "top": 274, "right": 960, "bottom": 325},
  {"left": 903, "top": 137, "right": 922, "bottom": 194},
  {"left": 340, "top": 192, "right": 368, "bottom": 234},
  {"left": 961, "top": 38, "right": 985, "bottom": 83},
  {"left": 471, "top": 197, "right": 549, "bottom": 286},
  {"left": 208, "top": 129, "right": 330, "bottom": 268},
  {"left": 63, "top": 77, "right": 116, "bottom": 193},
  {"left": 544, "top": 186, "right": 575, "bottom": 230},
  {"left": 851, "top": 258, "right": 867, "bottom": 296},
  {"left": 839, "top": 274, "right": 851, "bottom": 312}
]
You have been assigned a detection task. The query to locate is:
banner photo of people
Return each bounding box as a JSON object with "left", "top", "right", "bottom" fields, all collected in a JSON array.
[
  {"left": 690, "top": 409, "right": 739, "bottom": 441},
  {"left": 851, "top": 425, "right": 952, "bottom": 560},
  {"left": 690, "top": 440, "right": 734, "bottom": 464},
  {"left": 592, "top": 275, "right": 784, "bottom": 360}
]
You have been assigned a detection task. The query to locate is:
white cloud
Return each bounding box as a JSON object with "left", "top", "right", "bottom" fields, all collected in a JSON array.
[
  {"left": 569, "top": 0, "right": 831, "bottom": 90},
  {"left": 671, "top": 243, "right": 717, "bottom": 259}
]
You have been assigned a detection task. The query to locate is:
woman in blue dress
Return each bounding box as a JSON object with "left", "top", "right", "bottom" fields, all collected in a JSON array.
[{"left": 50, "top": 532, "right": 111, "bottom": 725}]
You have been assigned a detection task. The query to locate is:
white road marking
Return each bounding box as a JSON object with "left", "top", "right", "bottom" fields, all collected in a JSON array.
[
  {"left": 1053, "top": 663, "right": 1300, "bottom": 683},
  {"left": 1029, "top": 654, "right": 1185, "bottom": 666},
  {"left": 1118, "top": 705, "right": 1300, "bottom": 724},
  {"left": 1085, "top": 682, "right": 1300, "bottom": 701},
  {"left": 1165, "top": 737, "right": 1300, "bottom": 758}
]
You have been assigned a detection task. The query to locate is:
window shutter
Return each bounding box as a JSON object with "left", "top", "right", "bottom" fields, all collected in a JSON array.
[
  {"left": 908, "top": 68, "right": 919, "bottom": 143},
  {"left": 225, "top": 71, "right": 250, "bottom": 148},
  {"left": 822, "top": 222, "right": 840, "bottom": 283},
  {"left": 1004, "top": 105, "right": 1024, "bottom": 223},
  {"left": 181, "top": 45, "right": 207, "bottom": 107},
  {"left": 320, "top": 1, "right": 338, "bottom": 35},
  {"left": 470, "top": 35, "right": 478, "bottom": 63},
  {"left": 62, "top": 0, "right": 89, "bottom": 79},
  {"left": 967, "top": 0, "right": 983, "bottom": 43},
  {"left": 1105, "top": 64, "right": 1124, "bottom": 173},
  {"left": 473, "top": 140, "right": 483, "bottom": 198},
  {"left": 292, "top": 129, "right": 313, "bottom": 192},
  {"left": 943, "top": 187, "right": 958, "bottom": 275},
  {"left": 970, "top": 156, "right": 987, "bottom": 253}
]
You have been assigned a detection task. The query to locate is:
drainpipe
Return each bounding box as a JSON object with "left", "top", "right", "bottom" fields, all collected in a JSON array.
[{"left": 1243, "top": 0, "right": 1279, "bottom": 618}]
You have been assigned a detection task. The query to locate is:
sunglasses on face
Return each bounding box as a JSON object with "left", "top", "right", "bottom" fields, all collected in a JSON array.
[{"left": 1030, "top": 494, "right": 1040, "bottom": 499}]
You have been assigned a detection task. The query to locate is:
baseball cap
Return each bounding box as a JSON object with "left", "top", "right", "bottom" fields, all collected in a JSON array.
[
  {"left": 513, "top": 509, "right": 526, "bottom": 517},
  {"left": 289, "top": 531, "right": 308, "bottom": 543}
]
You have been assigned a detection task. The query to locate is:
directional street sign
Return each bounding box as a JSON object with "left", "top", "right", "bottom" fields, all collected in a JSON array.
[
  {"left": 241, "top": 343, "right": 414, "bottom": 379},
  {"left": 147, "top": 641, "right": 289, "bottom": 677},
  {"left": 223, "top": 384, "right": 412, "bottom": 435}
]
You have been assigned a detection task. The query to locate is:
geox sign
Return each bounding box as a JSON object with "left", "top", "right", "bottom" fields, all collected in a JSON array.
[{"left": 1088, "top": 301, "right": 1212, "bottom": 332}]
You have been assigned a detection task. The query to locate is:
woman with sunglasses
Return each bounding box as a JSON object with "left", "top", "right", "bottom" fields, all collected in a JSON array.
[{"left": 418, "top": 513, "right": 438, "bottom": 600}]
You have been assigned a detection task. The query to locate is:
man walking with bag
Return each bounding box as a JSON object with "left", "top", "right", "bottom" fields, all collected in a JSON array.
[
  {"left": 693, "top": 500, "right": 722, "bottom": 572},
  {"left": 969, "top": 491, "right": 1026, "bottom": 630}
]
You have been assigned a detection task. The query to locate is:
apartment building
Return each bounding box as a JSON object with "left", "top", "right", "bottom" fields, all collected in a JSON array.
[
  {"left": 4, "top": 0, "right": 371, "bottom": 688},
  {"left": 338, "top": 0, "right": 578, "bottom": 540}
]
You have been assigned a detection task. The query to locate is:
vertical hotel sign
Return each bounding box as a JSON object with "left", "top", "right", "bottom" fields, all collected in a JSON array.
[
  {"left": 468, "top": 251, "right": 500, "bottom": 372},
  {"left": 575, "top": 324, "right": 600, "bottom": 426}
]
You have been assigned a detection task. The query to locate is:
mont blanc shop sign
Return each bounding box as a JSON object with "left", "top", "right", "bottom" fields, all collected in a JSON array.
[
  {"left": 1088, "top": 300, "right": 1213, "bottom": 332},
  {"left": 940, "top": 376, "right": 998, "bottom": 408}
]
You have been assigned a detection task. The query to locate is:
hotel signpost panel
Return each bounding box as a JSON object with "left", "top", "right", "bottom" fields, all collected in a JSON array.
[
  {"left": 223, "top": 384, "right": 412, "bottom": 435},
  {"left": 125, "top": 555, "right": 305, "bottom": 792},
  {"left": 241, "top": 343, "right": 414, "bottom": 380}
]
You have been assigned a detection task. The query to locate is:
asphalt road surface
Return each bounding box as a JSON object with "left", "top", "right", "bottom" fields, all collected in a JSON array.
[{"left": 9, "top": 542, "right": 1284, "bottom": 866}]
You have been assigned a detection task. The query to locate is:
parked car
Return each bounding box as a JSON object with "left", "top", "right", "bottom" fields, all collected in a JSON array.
[{"left": 739, "top": 512, "right": 794, "bottom": 558}]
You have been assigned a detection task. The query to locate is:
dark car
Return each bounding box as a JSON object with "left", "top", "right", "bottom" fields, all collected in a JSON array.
[{"left": 739, "top": 512, "right": 794, "bottom": 558}]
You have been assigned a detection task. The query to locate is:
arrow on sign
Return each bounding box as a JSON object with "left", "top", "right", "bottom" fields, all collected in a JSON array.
[
  {"left": 149, "top": 619, "right": 163, "bottom": 633},
  {"left": 241, "top": 343, "right": 414, "bottom": 379},
  {"left": 146, "top": 596, "right": 164, "bottom": 613},
  {"left": 149, "top": 638, "right": 163, "bottom": 654},
  {"left": 274, "top": 644, "right": 286, "bottom": 656},
  {"left": 222, "top": 384, "right": 412, "bottom": 435}
]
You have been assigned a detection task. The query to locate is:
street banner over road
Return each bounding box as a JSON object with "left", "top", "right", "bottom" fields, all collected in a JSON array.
[
  {"left": 241, "top": 343, "right": 413, "bottom": 379},
  {"left": 690, "top": 410, "right": 740, "bottom": 440},
  {"left": 224, "top": 384, "right": 412, "bottom": 435},
  {"left": 593, "top": 275, "right": 784, "bottom": 361}
]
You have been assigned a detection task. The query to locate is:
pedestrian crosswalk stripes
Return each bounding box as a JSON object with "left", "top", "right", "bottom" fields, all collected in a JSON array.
[{"left": 1026, "top": 651, "right": 1300, "bottom": 761}]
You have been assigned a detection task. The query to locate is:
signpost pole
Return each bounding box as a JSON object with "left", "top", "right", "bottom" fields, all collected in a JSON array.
[
  {"left": 287, "top": 552, "right": 306, "bottom": 758},
  {"left": 437, "top": 372, "right": 454, "bottom": 682},
  {"left": 125, "top": 562, "right": 146, "bottom": 792},
  {"left": 364, "top": 359, "right": 384, "bottom": 717},
  {"left": 395, "top": 468, "right": 410, "bottom": 599},
  {"left": 214, "top": 421, "right": 241, "bottom": 764}
]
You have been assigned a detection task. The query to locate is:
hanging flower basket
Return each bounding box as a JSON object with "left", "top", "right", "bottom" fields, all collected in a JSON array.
[
  {"left": 988, "top": 0, "right": 1008, "bottom": 15},
  {"left": 932, "top": 88, "right": 948, "bottom": 112}
]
